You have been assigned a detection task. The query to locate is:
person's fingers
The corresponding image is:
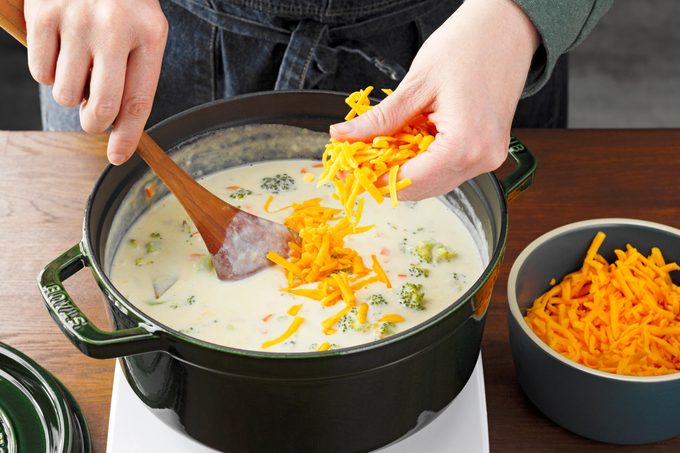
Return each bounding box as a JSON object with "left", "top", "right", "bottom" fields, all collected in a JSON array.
[
  {"left": 107, "top": 49, "right": 160, "bottom": 164},
  {"left": 79, "top": 47, "right": 127, "bottom": 134},
  {"left": 25, "top": 8, "right": 59, "bottom": 85},
  {"left": 107, "top": 27, "right": 167, "bottom": 164},
  {"left": 330, "top": 79, "right": 433, "bottom": 142},
  {"left": 389, "top": 133, "right": 466, "bottom": 201},
  {"left": 393, "top": 128, "right": 508, "bottom": 201},
  {"left": 51, "top": 19, "right": 91, "bottom": 107}
]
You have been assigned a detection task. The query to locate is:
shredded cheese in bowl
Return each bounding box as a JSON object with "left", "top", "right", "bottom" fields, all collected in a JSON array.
[{"left": 525, "top": 231, "right": 680, "bottom": 376}]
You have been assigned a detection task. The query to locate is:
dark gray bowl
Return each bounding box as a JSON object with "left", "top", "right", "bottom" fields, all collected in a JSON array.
[{"left": 507, "top": 218, "right": 680, "bottom": 445}]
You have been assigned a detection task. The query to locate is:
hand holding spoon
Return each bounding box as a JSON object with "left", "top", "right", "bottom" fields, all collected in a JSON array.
[{"left": 0, "top": 1, "right": 294, "bottom": 280}]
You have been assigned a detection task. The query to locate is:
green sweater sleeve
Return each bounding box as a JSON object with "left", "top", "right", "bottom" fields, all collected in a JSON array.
[{"left": 514, "top": 0, "right": 613, "bottom": 97}]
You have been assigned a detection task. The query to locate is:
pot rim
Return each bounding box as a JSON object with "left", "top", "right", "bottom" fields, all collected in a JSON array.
[
  {"left": 83, "top": 90, "right": 510, "bottom": 359},
  {"left": 508, "top": 217, "right": 680, "bottom": 383}
]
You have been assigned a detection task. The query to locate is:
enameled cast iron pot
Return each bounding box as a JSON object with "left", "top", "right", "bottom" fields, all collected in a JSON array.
[{"left": 38, "top": 91, "right": 535, "bottom": 452}]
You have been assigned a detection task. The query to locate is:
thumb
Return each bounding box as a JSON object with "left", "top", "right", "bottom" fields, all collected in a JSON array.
[
  {"left": 330, "top": 86, "right": 430, "bottom": 142},
  {"left": 107, "top": 127, "right": 143, "bottom": 165}
]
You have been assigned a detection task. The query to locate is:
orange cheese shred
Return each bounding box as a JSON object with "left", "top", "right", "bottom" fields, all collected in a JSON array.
[
  {"left": 287, "top": 304, "right": 303, "bottom": 316},
  {"left": 322, "top": 305, "right": 353, "bottom": 334},
  {"left": 263, "top": 195, "right": 275, "bottom": 213},
  {"left": 357, "top": 303, "right": 369, "bottom": 324},
  {"left": 378, "top": 314, "right": 405, "bottom": 323},
  {"left": 262, "top": 317, "right": 305, "bottom": 349},
  {"left": 371, "top": 255, "right": 392, "bottom": 289},
  {"left": 263, "top": 194, "right": 292, "bottom": 214},
  {"left": 388, "top": 165, "right": 399, "bottom": 208},
  {"left": 266, "top": 251, "right": 301, "bottom": 276}
]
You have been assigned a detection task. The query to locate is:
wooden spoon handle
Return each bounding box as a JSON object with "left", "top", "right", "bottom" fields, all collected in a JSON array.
[
  {"left": 136, "top": 133, "right": 231, "bottom": 214},
  {"left": 0, "top": 0, "right": 27, "bottom": 46},
  {"left": 136, "top": 133, "right": 238, "bottom": 252}
]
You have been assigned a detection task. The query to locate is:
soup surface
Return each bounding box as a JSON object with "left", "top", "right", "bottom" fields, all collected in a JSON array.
[{"left": 111, "top": 159, "right": 483, "bottom": 352}]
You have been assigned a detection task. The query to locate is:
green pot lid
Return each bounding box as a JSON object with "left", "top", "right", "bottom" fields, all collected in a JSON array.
[{"left": 0, "top": 343, "right": 90, "bottom": 453}]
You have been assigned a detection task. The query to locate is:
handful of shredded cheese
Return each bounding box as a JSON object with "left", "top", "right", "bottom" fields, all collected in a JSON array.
[
  {"left": 525, "top": 232, "right": 680, "bottom": 376},
  {"left": 263, "top": 87, "right": 435, "bottom": 348},
  {"left": 318, "top": 86, "right": 437, "bottom": 215}
]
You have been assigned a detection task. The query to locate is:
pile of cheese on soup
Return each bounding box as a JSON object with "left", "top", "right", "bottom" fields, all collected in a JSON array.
[{"left": 110, "top": 159, "right": 483, "bottom": 352}]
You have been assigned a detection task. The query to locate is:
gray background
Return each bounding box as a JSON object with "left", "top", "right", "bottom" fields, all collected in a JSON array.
[{"left": 1, "top": 1, "right": 679, "bottom": 130}]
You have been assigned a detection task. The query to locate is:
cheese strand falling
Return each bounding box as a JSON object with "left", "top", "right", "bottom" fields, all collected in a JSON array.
[{"left": 264, "top": 87, "right": 437, "bottom": 347}]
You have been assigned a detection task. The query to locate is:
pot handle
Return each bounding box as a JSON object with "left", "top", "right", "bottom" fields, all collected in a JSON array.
[
  {"left": 500, "top": 136, "right": 536, "bottom": 202},
  {"left": 38, "top": 243, "right": 164, "bottom": 359}
]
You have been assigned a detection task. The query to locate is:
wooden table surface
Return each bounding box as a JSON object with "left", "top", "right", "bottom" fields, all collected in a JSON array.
[{"left": 1, "top": 129, "right": 679, "bottom": 453}]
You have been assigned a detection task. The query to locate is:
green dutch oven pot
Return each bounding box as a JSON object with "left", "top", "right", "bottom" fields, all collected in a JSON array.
[{"left": 38, "top": 91, "right": 534, "bottom": 453}]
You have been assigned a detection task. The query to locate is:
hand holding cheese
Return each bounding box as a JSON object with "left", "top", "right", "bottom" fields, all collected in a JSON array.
[
  {"left": 329, "top": 0, "right": 539, "bottom": 200},
  {"left": 24, "top": 0, "right": 168, "bottom": 165}
]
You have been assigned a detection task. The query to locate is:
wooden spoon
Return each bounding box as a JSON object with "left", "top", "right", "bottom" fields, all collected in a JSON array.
[
  {"left": 0, "top": 1, "right": 295, "bottom": 280},
  {"left": 136, "top": 135, "right": 294, "bottom": 280}
]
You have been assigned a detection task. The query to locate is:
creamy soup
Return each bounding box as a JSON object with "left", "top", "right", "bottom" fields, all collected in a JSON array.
[{"left": 110, "top": 160, "right": 483, "bottom": 352}]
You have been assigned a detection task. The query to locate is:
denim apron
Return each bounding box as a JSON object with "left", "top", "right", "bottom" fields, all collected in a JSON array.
[{"left": 39, "top": 0, "right": 567, "bottom": 132}]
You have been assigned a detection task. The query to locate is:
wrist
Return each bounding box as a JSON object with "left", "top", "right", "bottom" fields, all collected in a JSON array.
[
  {"left": 463, "top": 0, "right": 540, "bottom": 61},
  {"left": 500, "top": 0, "right": 541, "bottom": 53}
]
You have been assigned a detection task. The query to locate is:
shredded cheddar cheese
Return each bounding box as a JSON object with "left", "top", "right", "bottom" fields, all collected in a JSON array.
[
  {"left": 265, "top": 160, "right": 393, "bottom": 339},
  {"left": 371, "top": 254, "right": 392, "bottom": 288},
  {"left": 263, "top": 87, "right": 434, "bottom": 347},
  {"left": 262, "top": 317, "right": 305, "bottom": 349},
  {"left": 378, "top": 314, "right": 405, "bottom": 323},
  {"left": 525, "top": 232, "right": 680, "bottom": 376},
  {"left": 287, "top": 304, "right": 302, "bottom": 316},
  {"left": 318, "top": 86, "right": 437, "bottom": 219},
  {"left": 322, "top": 305, "right": 353, "bottom": 335},
  {"left": 357, "top": 303, "right": 369, "bottom": 324}
]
